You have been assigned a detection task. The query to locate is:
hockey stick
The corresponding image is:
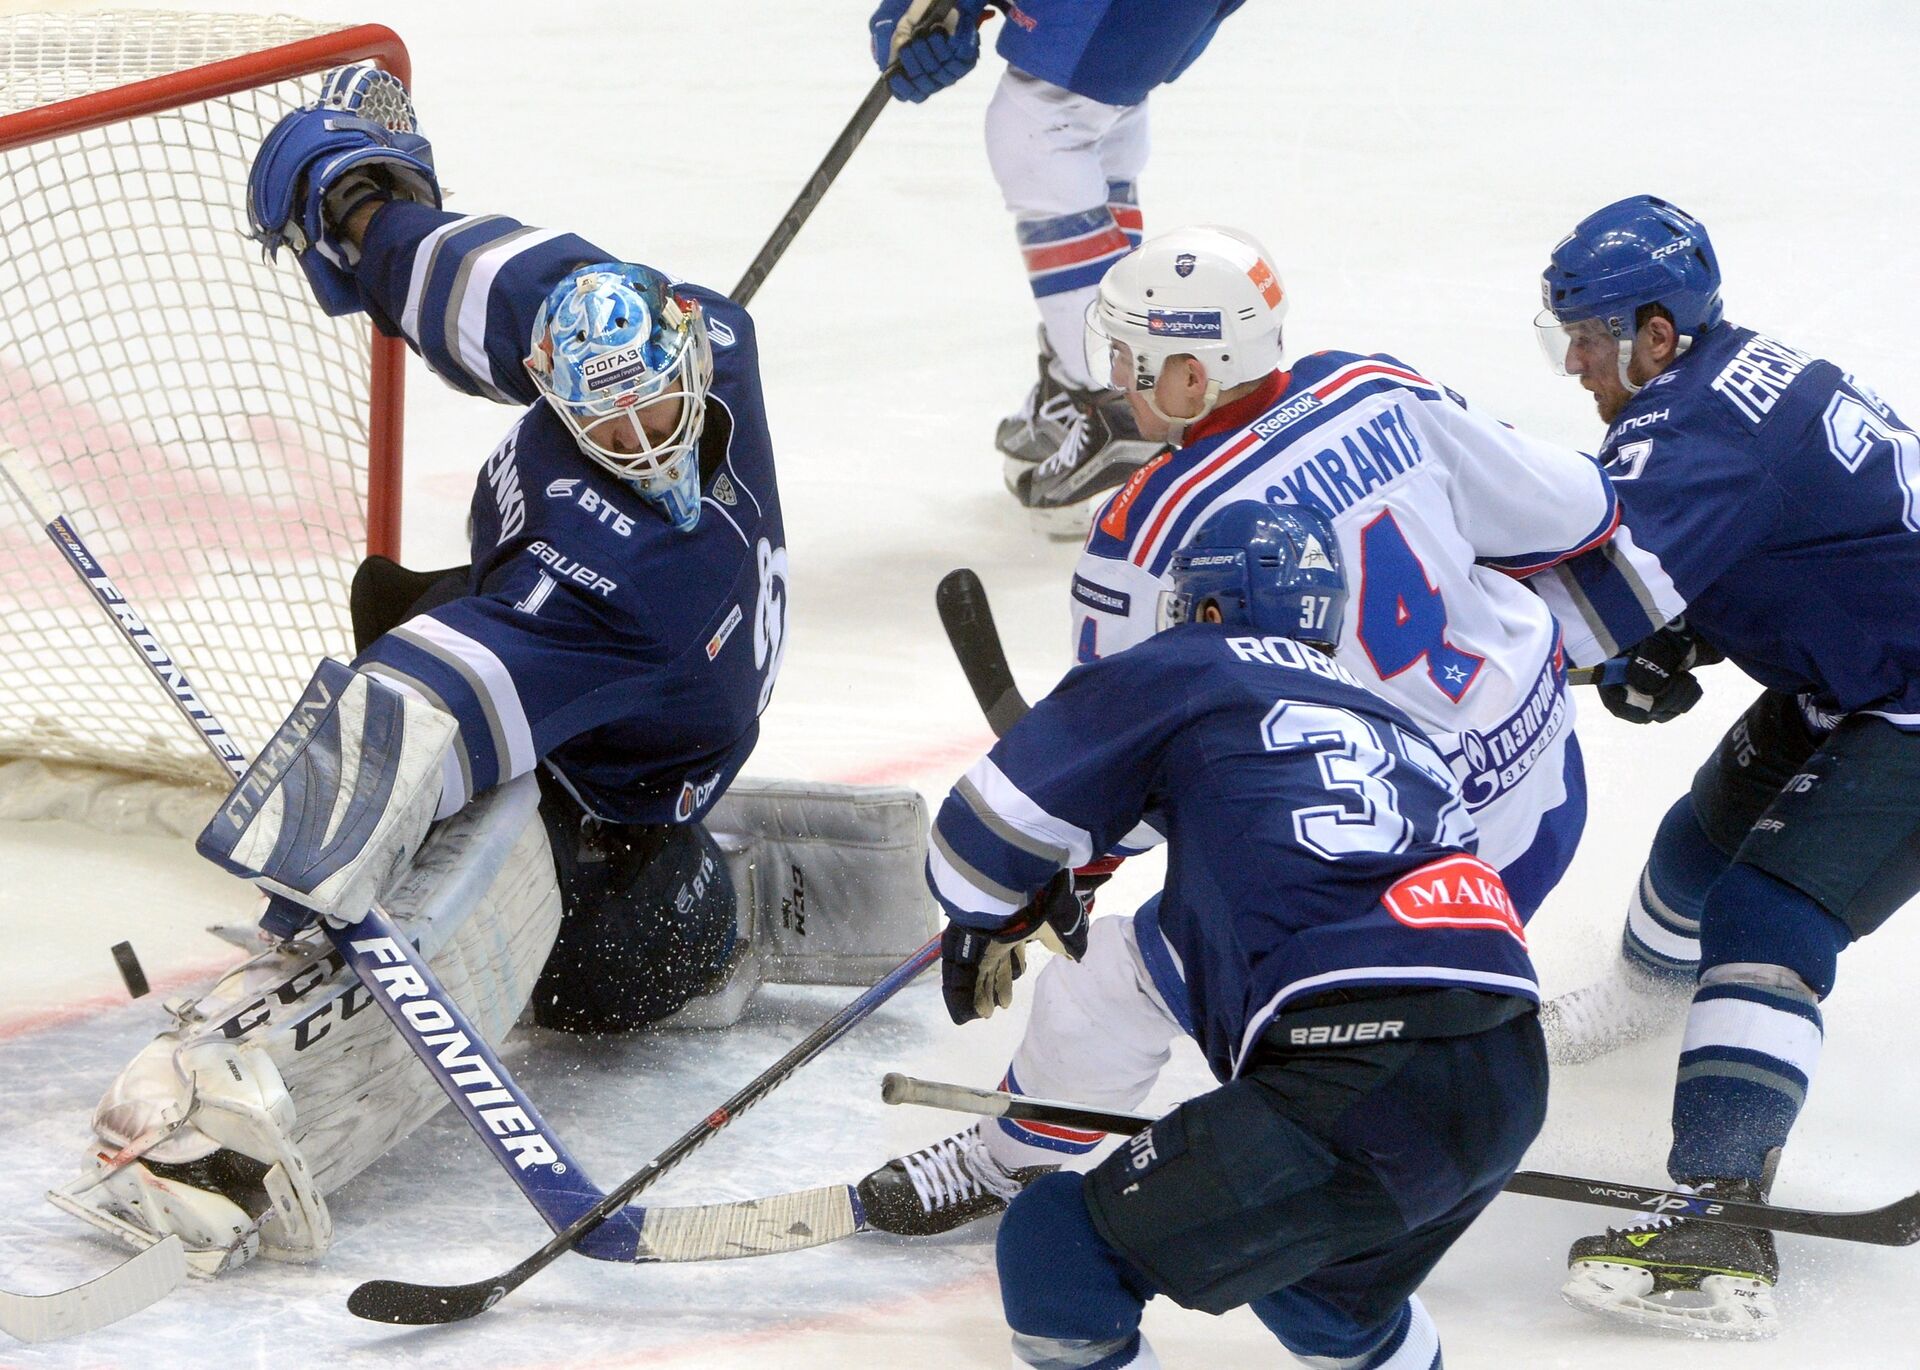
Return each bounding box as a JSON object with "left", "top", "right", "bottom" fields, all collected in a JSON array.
[
  {"left": 347, "top": 934, "right": 941, "bottom": 1324},
  {"left": 882, "top": 1073, "right": 1920, "bottom": 1247},
  {"left": 729, "top": 0, "right": 959, "bottom": 306},
  {"left": 0, "top": 446, "right": 642, "bottom": 1262},
  {"left": 942, "top": 566, "right": 1621, "bottom": 714},
  {"left": 935, "top": 567, "right": 1030, "bottom": 736},
  {"left": 0, "top": 1235, "right": 186, "bottom": 1345}
]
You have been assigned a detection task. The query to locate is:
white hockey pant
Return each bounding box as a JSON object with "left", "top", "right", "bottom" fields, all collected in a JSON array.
[
  {"left": 982, "top": 912, "right": 1182, "bottom": 1172},
  {"left": 985, "top": 67, "right": 1148, "bottom": 388}
]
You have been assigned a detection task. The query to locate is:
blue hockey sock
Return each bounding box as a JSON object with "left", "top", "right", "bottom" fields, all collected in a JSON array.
[
  {"left": 1251, "top": 1288, "right": 1441, "bottom": 1369},
  {"left": 1668, "top": 866, "right": 1849, "bottom": 1184},
  {"left": 1622, "top": 796, "right": 1724, "bottom": 979},
  {"left": 1000, "top": 1172, "right": 1154, "bottom": 1370}
]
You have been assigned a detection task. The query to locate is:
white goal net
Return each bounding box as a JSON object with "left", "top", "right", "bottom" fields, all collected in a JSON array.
[{"left": 0, "top": 11, "right": 408, "bottom": 798}]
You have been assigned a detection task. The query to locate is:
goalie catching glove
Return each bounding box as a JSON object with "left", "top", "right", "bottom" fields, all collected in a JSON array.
[
  {"left": 941, "top": 867, "right": 1089, "bottom": 1025},
  {"left": 247, "top": 63, "right": 441, "bottom": 315}
]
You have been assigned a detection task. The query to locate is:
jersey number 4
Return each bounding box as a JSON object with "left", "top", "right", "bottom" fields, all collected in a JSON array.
[{"left": 1355, "top": 511, "right": 1484, "bottom": 703}]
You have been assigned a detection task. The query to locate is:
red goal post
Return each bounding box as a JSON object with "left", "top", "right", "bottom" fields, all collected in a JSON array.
[{"left": 0, "top": 13, "right": 410, "bottom": 792}]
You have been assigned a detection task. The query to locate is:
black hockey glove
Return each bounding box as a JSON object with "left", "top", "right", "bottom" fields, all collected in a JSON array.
[
  {"left": 941, "top": 869, "right": 1089, "bottom": 1026},
  {"left": 1597, "top": 621, "right": 1724, "bottom": 725}
]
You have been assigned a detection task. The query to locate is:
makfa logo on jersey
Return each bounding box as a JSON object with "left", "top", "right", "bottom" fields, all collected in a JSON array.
[{"left": 1381, "top": 854, "right": 1525, "bottom": 945}]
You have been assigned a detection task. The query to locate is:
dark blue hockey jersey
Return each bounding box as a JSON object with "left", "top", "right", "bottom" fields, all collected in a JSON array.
[
  {"left": 1536, "top": 324, "right": 1920, "bottom": 729},
  {"left": 996, "top": 0, "right": 1243, "bottom": 107},
  {"left": 345, "top": 202, "right": 788, "bottom": 824},
  {"left": 925, "top": 625, "right": 1538, "bottom": 1080}
]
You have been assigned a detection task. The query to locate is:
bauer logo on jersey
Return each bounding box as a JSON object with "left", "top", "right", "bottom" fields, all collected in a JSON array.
[
  {"left": 1147, "top": 308, "right": 1223, "bottom": 340},
  {"left": 1382, "top": 854, "right": 1525, "bottom": 945}
]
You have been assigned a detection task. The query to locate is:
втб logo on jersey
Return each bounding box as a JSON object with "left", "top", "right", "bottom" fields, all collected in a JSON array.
[{"left": 545, "top": 477, "right": 636, "bottom": 536}]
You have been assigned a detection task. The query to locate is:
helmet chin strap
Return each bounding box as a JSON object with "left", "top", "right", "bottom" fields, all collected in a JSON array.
[
  {"left": 1615, "top": 331, "right": 1693, "bottom": 398},
  {"left": 1144, "top": 379, "right": 1223, "bottom": 448}
]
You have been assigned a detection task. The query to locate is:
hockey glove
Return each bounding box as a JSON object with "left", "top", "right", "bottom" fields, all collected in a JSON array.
[
  {"left": 869, "top": 0, "right": 987, "bottom": 102},
  {"left": 941, "top": 869, "right": 1089, "bottom": 1026},
  {"left": 1597, "top": 620, "right": 1724, "bottom": 725},
  {"left": 247, "top": 65, "right": 440, "bottom": 316}
]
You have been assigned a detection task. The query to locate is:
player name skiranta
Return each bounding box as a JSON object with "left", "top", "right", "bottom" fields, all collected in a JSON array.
[
  {"left": 1264, "top": 404, "right": 1427, "bottom": 519},
  {"left": 1710, "top": 332, "right": 1816, "bottom": 424},
  {"left": 351, "top": 937, "right": 562, "bottom": 1170}
]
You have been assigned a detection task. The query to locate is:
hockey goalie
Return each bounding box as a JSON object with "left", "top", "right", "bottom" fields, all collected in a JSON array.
[{"left": 49, "top": 66, "right": 933, "bottom": 1275}]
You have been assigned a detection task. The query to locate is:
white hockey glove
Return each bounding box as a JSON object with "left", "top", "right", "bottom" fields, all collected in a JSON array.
[{"left": 196, "top": 659, "right": 458, "bottom": 933}]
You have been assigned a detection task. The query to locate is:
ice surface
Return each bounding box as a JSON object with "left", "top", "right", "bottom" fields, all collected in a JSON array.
[{"left": 2, "top": 1, "right": 1918, "bottom": 1365}]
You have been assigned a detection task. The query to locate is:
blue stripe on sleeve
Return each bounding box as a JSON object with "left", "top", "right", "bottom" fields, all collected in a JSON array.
[{"left": 1563, "top": 545, "right": 1665, "bottom": 651}]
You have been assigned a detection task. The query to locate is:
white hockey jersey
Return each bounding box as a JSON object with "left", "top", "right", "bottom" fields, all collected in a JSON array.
[{"left": 1073, "top": 351, "right": 1618, "bottom": 868}]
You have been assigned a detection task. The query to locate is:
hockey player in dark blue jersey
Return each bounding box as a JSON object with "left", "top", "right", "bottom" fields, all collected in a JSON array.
[
  {"left": 866, "top": 0, "right": 1245, "bottom": 531},
  {"left": 919, "top": 500, "right": 1545, "bottom": 1370},
  {"left": 1531, "top": 194, "right": 1920, "bottom": 1337},
  {"left": 54, "top": 68, "right": 930, "bottom": 1275}
]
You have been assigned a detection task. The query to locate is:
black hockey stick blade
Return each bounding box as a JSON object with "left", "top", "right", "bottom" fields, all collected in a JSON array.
[
  {"left": 1502, "top": 1171, "right": 1920, "bottom": 1247},
  {"left": 935, "top": 568, "right": 1030, "bottom": 738},
  {"left": 886, "top": 1074, "right": 1920, "bottom": 1247}
]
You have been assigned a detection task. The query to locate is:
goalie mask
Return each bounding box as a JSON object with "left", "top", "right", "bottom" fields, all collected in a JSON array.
[
  {"left": 526, "top": 263, "right": 713, "bottom": 532},
  {"left": 1084, "top": 225, "right": 1288, "bottom": 441}
]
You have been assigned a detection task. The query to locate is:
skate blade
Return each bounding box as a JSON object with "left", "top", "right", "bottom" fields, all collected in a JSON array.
[{"left": 1562, "top": 1261, "right": 1777, "bottom": 1340}]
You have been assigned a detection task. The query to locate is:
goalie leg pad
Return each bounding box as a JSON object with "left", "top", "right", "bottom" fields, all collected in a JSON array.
[
  {"left": 706, "top": 777, "right": 938, "bottom": 987},
  {"left": 56, "top": 775, "right": 560, "bottom": 1270}
]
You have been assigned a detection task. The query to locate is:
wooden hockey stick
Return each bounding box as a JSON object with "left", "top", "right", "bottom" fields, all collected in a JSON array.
[
  {"left": 883, "top": 1073, "right": 1920, "bottom": 1247},
  {"left": 730, "top": 0, "right": 960, "bottom": 305},
  {"left": 0, "top": 1235, "right": 185, "bottom": 1345},
  {"left": 0, "top": 446, "right": 643, "bottom": 1261}
]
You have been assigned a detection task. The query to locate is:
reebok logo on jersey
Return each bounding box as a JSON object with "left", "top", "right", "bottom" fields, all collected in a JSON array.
[
  {"left": 1382, "top": 854, "right": 1525, "bottom": 945},
  {"left": 1099, "top": 449, "right": 1173, "bottom": 539},
  {"left": 1252, "top": 392, "right": 1322, "bottom": 438}
]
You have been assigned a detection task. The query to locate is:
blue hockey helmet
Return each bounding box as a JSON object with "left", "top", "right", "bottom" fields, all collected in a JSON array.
[
  {"left": 526, "top": 262, "right": 713, "bottom": 532},
  {"left": 1163, "top": 500, "right": 1346, "bottom": 648},
  {"left": 1534, "top": 195, "right": 1723, "bottom": 381}
]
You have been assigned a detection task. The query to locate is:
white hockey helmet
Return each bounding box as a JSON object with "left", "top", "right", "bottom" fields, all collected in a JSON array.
[{"left": 1085, "top": 225, "right": 1288, "bottom": 426}]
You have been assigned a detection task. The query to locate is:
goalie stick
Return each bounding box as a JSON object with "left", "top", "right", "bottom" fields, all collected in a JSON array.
[
  {"left": 882, "top": 1073, "right": 1920, "bottom": 1247},
  {"left": 0, "top": 446, "right": 643, "bottom": 1262},
  {"left": 347, "top": 934, "right": 941, "bottom": 1324},
  {"left": 0, "top": 1234, "right": 186, "bottom": 1345}
]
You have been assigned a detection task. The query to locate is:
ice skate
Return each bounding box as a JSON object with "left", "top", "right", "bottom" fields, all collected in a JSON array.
[
  {"left": 856, "top": 1124, "right": 1057, "bottom": 1236},
  {"left": 1539, "top": 957, "right": 1692, "bottom": 1065},
  {"left": 996, "top": 331, "right": 1081, "bottom": 482},
  {"left": 1011, "top": 389, "right": 1163, "bottom": 539},
  {"left": 1562, "top": 1180, "right": 1778, "bottom": 1339}
]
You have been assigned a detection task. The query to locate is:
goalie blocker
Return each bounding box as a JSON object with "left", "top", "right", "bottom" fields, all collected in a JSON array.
[{"left": 57, "top": 771, "right": 934, "bottom": 1273}]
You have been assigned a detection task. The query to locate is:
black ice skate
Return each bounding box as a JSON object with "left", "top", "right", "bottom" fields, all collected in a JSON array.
[
  {"left": 996, "top": 331, "right": 1080, "bottom": 481},
  {"left": 1011, "top": 389, "right": 1164, "bottom": 539},
  {"left": 856, "top": 1124, "right": 1057, "bottom": 1236},
  {"left": 1563, "top": 1179, "right": 1779, "bottom": 1339}
]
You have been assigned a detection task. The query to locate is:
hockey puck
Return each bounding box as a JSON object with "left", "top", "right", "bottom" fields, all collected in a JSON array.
[{"left": 111, "top": 940, "right": 150, "bottom": 999}]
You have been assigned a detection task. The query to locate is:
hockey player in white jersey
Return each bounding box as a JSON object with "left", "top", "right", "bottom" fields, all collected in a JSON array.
[
  {"left": 49, "top": 68, "right": 934, "bottom": 1276},
  {"left": 858, "top": 224, "right": 1617, "bottom": 1235},
  {"left": 866, "top": 0, "right": 1246, "bottom": 533}
]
